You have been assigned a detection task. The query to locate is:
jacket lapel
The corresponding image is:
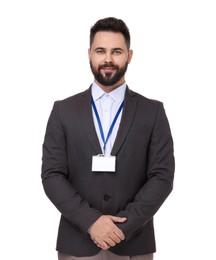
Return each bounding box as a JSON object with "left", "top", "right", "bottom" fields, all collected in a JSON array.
[
  {"left": 111, "top": 88, "right": 137, "bottom": 155},
  {"left": 78, "top": 86, "right": 137, "bottom": 156},
  {"left": 78, "top": 87, "right": 102, "bottom": 154}
]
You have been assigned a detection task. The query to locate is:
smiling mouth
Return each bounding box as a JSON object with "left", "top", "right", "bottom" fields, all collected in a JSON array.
[{"left": 101, "top": 67, "right": 115, "bottom": 73}]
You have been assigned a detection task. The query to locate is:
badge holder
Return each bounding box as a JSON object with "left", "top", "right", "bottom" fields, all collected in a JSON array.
[{"left": 92, "top": 154, "right": 116, "bottom": 172}]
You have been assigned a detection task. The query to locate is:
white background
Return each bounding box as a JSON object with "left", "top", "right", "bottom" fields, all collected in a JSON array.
[{"left": 0, "top": 0, "right": 216, "bottom": 259}]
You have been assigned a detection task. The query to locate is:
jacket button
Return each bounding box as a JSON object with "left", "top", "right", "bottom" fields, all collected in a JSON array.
[{"left": 104, "top": 195, "right": 110, "bottom": 201}]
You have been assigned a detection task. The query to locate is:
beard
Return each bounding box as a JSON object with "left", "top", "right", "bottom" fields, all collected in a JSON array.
[{"left": 90, "top": 61, "right": 128, "bottom": 86}]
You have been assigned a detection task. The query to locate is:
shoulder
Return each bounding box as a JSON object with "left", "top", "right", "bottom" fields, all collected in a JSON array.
[
  {"left": 126, "top": 87, "right": 163, "bottom": 111},
  {"left": 58, "top": 88, "right": 89, "bottom": 103},
  {"left": 48, "top": 88, "right": 91, "bottom": 123},
  {"left": 126, "top": 88, "right": 171, "bottom": 128},
  {"left": 53, "top": 88, "right": 91, "bottom": 109}
]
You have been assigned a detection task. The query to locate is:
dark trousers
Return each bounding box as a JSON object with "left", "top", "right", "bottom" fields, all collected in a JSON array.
[{"left": 58, "top": 250, "right": 154, "bottom": 260}]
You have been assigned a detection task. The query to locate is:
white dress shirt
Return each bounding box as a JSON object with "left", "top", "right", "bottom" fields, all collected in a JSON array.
[{"left": 91, "top": 82, "right": 126, "bottom": 155}]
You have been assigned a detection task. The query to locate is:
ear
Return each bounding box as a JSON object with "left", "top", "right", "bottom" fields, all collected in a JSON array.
[
  {"left": 127, "top": 49, "right": 133, "bottom": 64},
  {"left": 88, "top": 48, "right": 91, "bottom": 61}
]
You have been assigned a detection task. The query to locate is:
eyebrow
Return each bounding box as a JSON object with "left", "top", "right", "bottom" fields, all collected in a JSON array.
[{"left": 94, "top": 47, "right": 124, "bottom": 51}]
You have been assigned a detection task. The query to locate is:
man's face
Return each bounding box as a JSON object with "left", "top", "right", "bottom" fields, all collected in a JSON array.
[{"left": 88, "top": 31, "right": 133, "bottom": 89}]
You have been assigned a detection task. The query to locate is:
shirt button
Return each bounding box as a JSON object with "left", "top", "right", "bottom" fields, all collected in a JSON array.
[{"left": 104, "top": 195, "right": 110, "bottom": 201}]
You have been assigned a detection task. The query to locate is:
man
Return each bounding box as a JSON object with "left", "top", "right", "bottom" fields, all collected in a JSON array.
[{"left": 41, "top": 17, "right": 175, "bottom": 260}]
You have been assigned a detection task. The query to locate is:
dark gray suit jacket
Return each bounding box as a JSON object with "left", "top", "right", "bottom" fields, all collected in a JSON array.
[{"left": 41, "top": 86, "right": 175, "bottom": 257}]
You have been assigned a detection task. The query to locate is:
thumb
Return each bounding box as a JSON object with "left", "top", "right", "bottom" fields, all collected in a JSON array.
[{"left": 109, "top": 215, "right": 127, "bottom": 223}]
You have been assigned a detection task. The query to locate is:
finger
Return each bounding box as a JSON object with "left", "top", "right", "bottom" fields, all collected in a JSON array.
[
  {"left": 110, "top": 233, "right": 121, "bottom": 244},
  {"left": 113, "top": 228, "right": 125, "bottom": 241},
  {"left": 109, "top": 216, "right": 127, "bottom": 223},
  {"left": 105, "top": 237, "right": 116, "bottom": 247},
  {"left": 92, "top": 239, "right": 103, "bottom": 249},
  {"left": 100, "top": 242, "right": 110, "bottom": 250}
]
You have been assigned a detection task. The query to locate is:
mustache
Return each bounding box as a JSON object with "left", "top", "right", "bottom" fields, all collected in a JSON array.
[{"left": 99, "top": 63, "right": 118, "bottom": 69}]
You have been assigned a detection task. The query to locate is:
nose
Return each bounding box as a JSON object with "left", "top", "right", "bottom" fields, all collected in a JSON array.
[{"left": 104, "top": 52, "right": 113, "bottom": 63}]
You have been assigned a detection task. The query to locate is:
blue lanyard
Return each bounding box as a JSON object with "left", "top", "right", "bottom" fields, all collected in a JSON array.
[{"left": 91, "top": 96, "right": 124, "bottom": 152}]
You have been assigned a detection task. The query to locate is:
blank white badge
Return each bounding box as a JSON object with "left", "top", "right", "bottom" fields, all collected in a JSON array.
[{"left": 92, "top": 155, "right": 116, "bottom": 172}]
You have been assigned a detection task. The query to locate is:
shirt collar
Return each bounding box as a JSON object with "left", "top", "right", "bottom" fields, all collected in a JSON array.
[{"left": 91, "top": 82, "right": 126, "bottom": 104}]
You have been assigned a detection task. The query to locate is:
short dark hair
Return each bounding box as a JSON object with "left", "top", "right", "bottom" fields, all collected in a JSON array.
[{"left": 90, "top": 17, "right": 131, "bottom": 50}]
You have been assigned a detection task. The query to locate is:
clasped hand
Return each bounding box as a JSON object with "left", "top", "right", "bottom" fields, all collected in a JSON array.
[{"left": 88, "top": 215, "right": 127, "bottom": 250}]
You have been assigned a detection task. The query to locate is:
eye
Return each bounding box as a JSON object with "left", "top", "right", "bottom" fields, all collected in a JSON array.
[
  {"left": 112, "top": 50, "right": 122, "bottom": 55},
  {"left": 96, "top": 49, "right": 105, "bottom": 54}
]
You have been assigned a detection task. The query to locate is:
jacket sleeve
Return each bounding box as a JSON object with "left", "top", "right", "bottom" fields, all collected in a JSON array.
[
  {"left": 116, "top": 102, "right": 175, "bottom": 240},
  {"left": 41, "top": 102, "right": 102, "bottom": 233}
]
